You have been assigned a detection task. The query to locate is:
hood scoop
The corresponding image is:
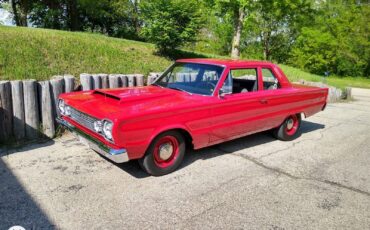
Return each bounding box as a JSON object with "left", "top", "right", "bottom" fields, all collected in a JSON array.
[{"left": 93, "top": 90, "right": 121, "bottom": 100}]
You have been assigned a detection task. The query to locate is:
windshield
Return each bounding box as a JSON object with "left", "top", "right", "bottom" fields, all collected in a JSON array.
[{"left": 154, "top": 62, "right": 224, "bottom": 95}]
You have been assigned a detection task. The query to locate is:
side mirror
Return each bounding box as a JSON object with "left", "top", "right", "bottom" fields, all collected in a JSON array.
[{"left": 218, "top": 88, "right": 232, "bottom": 99}]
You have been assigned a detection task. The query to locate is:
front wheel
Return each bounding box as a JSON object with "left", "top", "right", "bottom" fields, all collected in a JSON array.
[
  {"left": 139, "top": 131, "right": 186, "bottom": 176},
  {"left": 273, "top": 114, "right": 302, "bottom": 141}
]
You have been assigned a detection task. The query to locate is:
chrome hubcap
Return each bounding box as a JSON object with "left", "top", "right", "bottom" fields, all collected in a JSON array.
[
  {"left": 158, "top": 142, "right": 173, "bottom": 160},
  {"left": 287, "top": 118, "right": 294, "bottom": 130}
]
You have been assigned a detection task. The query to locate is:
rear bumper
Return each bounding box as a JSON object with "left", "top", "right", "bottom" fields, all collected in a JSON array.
[{"left": 56, "top": 117, "right": 129, "bottom": 163}]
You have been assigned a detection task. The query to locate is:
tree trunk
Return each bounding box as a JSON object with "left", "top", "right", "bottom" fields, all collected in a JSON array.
[
  {"left": 11, "top": 0, "right": 21, "bottom": 26},
  {"left": 231, "top": 7, "right": 245, "bottom": 59},
  {"left": 132, "top": 0, "right": 140, "bottom": 35},
  {"left": 19, "top": 0, "right": 28, "bottom": 27},
  {"left": 67, "top": 0, "right": 79, "bottom": 31},
  {"left": 262, "top": 31, "right": 271, "bottom": 60}
]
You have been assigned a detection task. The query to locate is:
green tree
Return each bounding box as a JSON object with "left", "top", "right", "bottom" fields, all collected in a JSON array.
[
  {"left": 242, "top": 0, "right": 313, "bottom": 61},
  {"left": 1, "top": 0, "right": 33, "bottom": 26},
  {"left": 19, "top": 0, "right": 142, "bottom": 39},
  {"left": 212, "top": 0, "right": 252, "bottom": 59},
  {"left": 208, "top": 0, "right": 312, "bottom": 60},
  {"left": 290, "top": 28, "right": 337, "bottom": 74},
  {"left": 140, "top": 0, "right": 204, "bottom": 53},
  {"left": 29, "top": 0, "right": 69, "bottom": 29},
  {"left": 290, "top": 0, "right": 369, "bottom": 77}
]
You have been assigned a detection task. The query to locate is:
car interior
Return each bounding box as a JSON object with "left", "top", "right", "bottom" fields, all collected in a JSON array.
[
  {"left": 221, "top": 68, "right": 280, "bottom": 94},
  {"left": 220, "top": 69, "right": 258, "bottom": 94},
  {"left": 232, "top": 78, "right": 258, "bottom": 93}
]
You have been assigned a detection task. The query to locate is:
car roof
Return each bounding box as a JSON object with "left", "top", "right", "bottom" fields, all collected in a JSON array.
[{"left": 176, "top": 58, "right": 276, "bottom": 68}]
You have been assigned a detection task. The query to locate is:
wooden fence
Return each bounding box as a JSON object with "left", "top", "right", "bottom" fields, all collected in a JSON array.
[{"left": 0, "top": 73, "right": 148, "bottom": 145}]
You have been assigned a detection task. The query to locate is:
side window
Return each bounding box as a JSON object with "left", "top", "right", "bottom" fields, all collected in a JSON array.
[
  {"left": 221, "top": 68, "right": 258, "bottom": 94},
  {"left": 262, "top": 68, "right": 280, "bottom": 90}
]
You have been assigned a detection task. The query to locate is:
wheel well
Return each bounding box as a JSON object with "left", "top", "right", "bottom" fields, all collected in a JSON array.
[
  {"left": 175, "top": 129, "right": 194, "bottom": 150},
  {"left": 153, "top": 128, "right": 194, "bottom": 150}
]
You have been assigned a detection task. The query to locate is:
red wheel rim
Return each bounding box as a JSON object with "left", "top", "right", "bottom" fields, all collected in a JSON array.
[
  {"left": 153, "top": 136, "right": 179, "bottom": 168},
  {"left": 285, "top": 115, "right": 299, "bottom": 136}
]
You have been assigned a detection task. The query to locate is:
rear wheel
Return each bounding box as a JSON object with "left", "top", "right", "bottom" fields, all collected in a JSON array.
[
  {"left": 273, "top": 114, "right": 301, "bottom": 141},
  {"left": 139, "top": 131, "right": 186, "bottom": 176}
]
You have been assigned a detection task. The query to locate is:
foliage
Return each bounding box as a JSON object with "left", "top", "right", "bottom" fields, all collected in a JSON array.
[
  {"left": 0, "top": 0, "right": 369, "bottom": 78},
  {"left": 242, "top": 0, "right": 313, "bottom": 62},
  {"left": 140, "top": 0, "right": 204, "bottom": 53},
  {"left": 289, "top": 1, "right": 370, "bottom": 77},
  {"left": 2, "top": 26, "right": 370, "bottom": 91}
]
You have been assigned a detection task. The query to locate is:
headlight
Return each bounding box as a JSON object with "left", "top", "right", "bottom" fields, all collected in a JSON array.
[
  {"left": 58, "top": 99, "right": 65, "bottom": 115},
  {"left": 102, "top": 120, "right": 113, "bottom": 140},
  {"left": 65, "top": 105, "right": 71, "bottom": 116},
  {"left": 93, "top": 120, "right": 103, "bottom": 133}
]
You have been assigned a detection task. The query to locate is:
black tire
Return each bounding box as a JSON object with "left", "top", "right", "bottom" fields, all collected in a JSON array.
[
  {"left": 273, "top": 114, "right": 302, "bottom": 141},
  {"left": 139, "top": 131, "right": 186, "bottom": 176}
]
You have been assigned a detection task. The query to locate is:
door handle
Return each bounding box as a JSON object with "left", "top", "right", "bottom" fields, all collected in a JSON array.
[{"left": 260, "top": 99, "right": 268, "bottom": 104}]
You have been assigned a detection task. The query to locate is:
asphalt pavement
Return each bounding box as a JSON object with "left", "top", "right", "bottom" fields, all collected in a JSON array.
[{"left": 1, "top": 88, "right": 369, "bottom": 229}]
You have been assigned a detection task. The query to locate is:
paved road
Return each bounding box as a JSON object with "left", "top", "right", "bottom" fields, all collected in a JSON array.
[{"left": 1, "top": 88, "right": 370, "bottom": 229}]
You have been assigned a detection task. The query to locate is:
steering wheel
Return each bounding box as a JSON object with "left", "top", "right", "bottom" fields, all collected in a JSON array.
[{"left": 195, "top": 81, "right": 216, "bottom": 90}]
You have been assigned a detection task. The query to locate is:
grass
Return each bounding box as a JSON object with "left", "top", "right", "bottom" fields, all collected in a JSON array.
[
  {"left": 1, "top": 26, "right": 369, "bottom": 89},
  {"left": 280, "top": 64, "right": 370, "bottom": 90},
  {"left": 0, "top": 26, "right": 174, "bottom": 80}
]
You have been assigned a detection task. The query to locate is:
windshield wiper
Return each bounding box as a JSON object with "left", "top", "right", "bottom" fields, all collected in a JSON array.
[{"left": 168, "top": 87, "right": 192, "bottom": 95}]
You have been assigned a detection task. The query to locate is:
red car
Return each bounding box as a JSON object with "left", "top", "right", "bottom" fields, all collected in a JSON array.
[{"left": 58, "top": 59, "right": 328, "bottom": 176}]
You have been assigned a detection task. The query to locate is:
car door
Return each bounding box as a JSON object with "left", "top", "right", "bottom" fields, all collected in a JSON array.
[
  {"left": 258, "top": 67, "right": 299, "bottom": 129},
  {"left": 208, "top": 67, "right": 269, "bottom": 143}
]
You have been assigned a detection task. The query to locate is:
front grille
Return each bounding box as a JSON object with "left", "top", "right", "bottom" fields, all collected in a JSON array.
[{"left": 69, "top": 106, "right": 97, "bottom": 132}]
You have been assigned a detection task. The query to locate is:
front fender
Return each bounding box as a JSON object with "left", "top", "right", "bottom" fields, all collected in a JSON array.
[
  {"left": 115, "top": 119, "right": 195, "bottom": 160},
  {"left": 148, "top": 124, "right": 194, "bottom": 147}
]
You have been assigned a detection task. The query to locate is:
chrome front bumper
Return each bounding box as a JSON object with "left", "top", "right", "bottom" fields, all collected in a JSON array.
[{"left": 56, "top": 117, "right": 129, "bottom": 163}]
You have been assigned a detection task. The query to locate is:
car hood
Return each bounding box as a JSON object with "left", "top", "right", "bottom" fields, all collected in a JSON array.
[{"left": 61, "top": 86, "right": 205, "bottom": 120}]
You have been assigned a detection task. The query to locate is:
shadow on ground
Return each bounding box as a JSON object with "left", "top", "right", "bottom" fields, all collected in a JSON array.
[
  {"left": 115, "top": 120, "right": 325, "bottom": 178},
  {"left": 0, "top": 139, "right": 55, "bottom": 157},
  {"left": 0, "top": 159, "right": 55, "bottom": 229}
]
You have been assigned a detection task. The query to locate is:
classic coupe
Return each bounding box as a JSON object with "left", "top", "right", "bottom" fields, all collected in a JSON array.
[{"left": 57, "top": 59, "right": 328, "bottom": 176}]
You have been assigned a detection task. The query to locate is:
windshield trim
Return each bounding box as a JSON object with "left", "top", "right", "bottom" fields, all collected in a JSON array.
[{"left": 153, "top": 62, "right": 226, "bottom": 97}]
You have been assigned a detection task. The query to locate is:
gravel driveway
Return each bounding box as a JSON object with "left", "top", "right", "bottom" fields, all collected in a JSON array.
[{"left": 1, "top": 88, "right": 370, "bottom": 229}]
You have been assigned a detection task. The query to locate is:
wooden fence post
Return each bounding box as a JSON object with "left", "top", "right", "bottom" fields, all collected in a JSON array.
[
  {"left": 345, "top": 87, "right": 352, "bottom": 100},
  {"left": 92, "top": 74, "right": 102, "bottom": 89},
  {"left": 50, "top": 77, "right": 64, "bottom": 119},
  {"left": 136, "top": 74, "right": 144, "bottom": 86},
  {"left": 23, "top": 80, "right": 40, "bottom": 139},
  {"left": 119, "top": 75, "right": 128, "bottom": 87},
  {"left": 147, "top": 75, "right": 154, "bottom": 85},
  {"left": 108, "top": 74, "right": 121, "bottom": 88},
  {"left": 127, "top": 74, "right": 135, "bottom": 87},
  {"left": 0, "top": 81, "right": 13, "bottom": 143},
  {"left": 148, "top": 73, "right": 161, "bottom": 85},
  {"left": 11, "top": 81, "right": 25, "bottom": 141},
  {"left": 80, "top": 73, "right": 93, "bottom": 90},
  {"left": 39, "top": 81, "right": 55, "bottom": 138},
  {"left": 64, "top": 75, "right": 75, "bottom": 93},
  {"left": 100, "top": 74, "right": 109, "bottom": 89}
]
